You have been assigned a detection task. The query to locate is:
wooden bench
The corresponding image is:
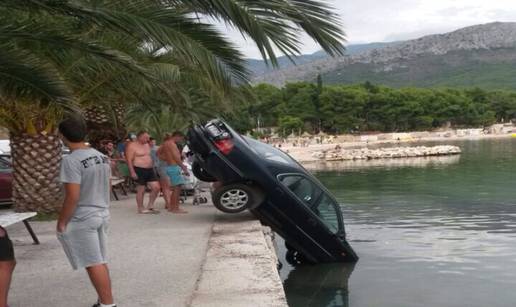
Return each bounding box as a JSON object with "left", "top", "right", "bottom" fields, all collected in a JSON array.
[
  {"left": 0, "top": 210, "right": 39, "bottom": 244},
  {"left": 111, "top": 177, "right": 127, "bottom": 201}
]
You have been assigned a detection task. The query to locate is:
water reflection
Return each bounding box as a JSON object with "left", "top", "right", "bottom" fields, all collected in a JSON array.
[
  {"left": 304, "top": 154, "right": 460, "bottom": 171},
  {"left": 283, "top": 263, "right": 355, "bottom": 307}
]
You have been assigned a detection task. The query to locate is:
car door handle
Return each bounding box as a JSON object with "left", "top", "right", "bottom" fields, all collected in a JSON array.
[{"left": 308, "top": 217, "right": 318, "bottom": 227}]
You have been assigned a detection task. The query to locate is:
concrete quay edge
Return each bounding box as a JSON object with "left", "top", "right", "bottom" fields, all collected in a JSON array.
[{"left": 189, "top": 212, "right": 288, "bottom": 307}]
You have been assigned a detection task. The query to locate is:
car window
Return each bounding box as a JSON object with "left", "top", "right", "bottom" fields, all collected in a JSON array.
[
  {"left": 279, "top": 174, "right": 341, "bottom": 234},
  {"left": 314, "top": 194, "right": 340, "bottom": 234},
  {"left": 278, "top": 174, "right": 322, "bottom": 207},
  {"left": 244, "top": 137, "right": 296, "bottom": 165}
]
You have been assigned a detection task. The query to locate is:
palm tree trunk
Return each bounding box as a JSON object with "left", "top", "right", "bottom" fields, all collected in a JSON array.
[
  {"left": 11, "top": 133, "right": 63, "bottom": 213},
  {"left": 84, "top": 103, "right": 127, "bottom": 149}
]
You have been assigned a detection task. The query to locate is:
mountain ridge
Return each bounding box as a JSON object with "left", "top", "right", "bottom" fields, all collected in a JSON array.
[
  {"left": 252, "top": 22, "right": 516, "bottom": 89},
  {"left": 246, "top": 42, "right": 395, "bottom": 76}
]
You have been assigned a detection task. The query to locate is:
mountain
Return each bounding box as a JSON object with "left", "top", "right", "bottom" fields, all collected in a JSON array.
[
  {"left": 246, "top": 42, "right": 394, "bottom": 76},
  {"left": 252, "top": 22, "right": 516, "bottom": 89}
]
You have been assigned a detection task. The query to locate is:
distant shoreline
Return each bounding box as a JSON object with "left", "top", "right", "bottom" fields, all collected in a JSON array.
[{"left": 283, "top": 133, "right": 514, "bottom": 164}]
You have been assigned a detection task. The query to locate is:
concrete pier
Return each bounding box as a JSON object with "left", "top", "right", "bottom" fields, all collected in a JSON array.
[
  {"left": 190, "top": 213, "right": 287, "bottom": 307},
  {"left": 5, "top": 194, "right": 286, "bottom": 307}
]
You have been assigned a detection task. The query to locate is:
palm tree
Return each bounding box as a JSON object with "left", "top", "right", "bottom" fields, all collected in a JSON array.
[
  {"left": 0, "top": 0, "right": 345, "bottom": 213},
  {"left": 0, "top": 4, "right": 145, "bottom": 212}
]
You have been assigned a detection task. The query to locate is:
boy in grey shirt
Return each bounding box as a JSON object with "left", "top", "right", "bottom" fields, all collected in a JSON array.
[{"left": 57, "top": 117, "right": 116, "bottom": 307}]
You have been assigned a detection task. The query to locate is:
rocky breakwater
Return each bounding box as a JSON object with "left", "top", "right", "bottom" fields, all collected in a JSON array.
[{"left": 312, "top": 145, "right": 461, "bottom": 161}]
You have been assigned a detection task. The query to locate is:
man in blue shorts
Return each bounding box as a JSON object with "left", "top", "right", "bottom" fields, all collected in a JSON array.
[
  {"left": 57, "top": 117, "right": 116, "bottom": 307},
  {"left": 157, "top": 131, "right": 189, "bottom": 213}
]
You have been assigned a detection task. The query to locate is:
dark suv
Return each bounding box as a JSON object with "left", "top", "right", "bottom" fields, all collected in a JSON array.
[{"left": 187, "top": 119, "right": 358, "bottom": 264}]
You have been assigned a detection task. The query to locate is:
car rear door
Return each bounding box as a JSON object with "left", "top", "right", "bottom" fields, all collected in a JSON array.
[{"left": 278, "top": 174, "right": 346, "bottom": 261}]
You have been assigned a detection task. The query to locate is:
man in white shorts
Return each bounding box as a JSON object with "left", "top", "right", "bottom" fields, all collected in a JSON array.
[{"left": 56, "top": 117, "right": 116, "bottom": 307}]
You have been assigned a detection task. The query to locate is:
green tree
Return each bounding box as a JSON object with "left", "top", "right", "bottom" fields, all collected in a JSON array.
[
  {"left": 488, "top": 91, "right": 516, "bottom": 122},
  {"left": 249, "top": 84, "right": 284, "bottom": 128},
  {"left": 1, "top": 0, "right": 347, "bottom": 213},
  {"left": 280, "top": 82, "right": 319, "bottom": 131},
  {"left": 278, "top": 116, "right": 304, "bottom": 136},
  {"left": 320, "top": 86, "right": 367, "bottom": 133},
  {"left": 254, "top": 83, "right": 514, "bottom": 133}
]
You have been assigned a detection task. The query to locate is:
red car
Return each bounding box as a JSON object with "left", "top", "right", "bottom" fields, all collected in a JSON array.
[{"left": 0, "top": 154, "right": 12, "bottom": 206}]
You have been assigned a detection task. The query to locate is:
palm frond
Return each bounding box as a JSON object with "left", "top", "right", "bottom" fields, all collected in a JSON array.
[
  {"left": 7, "top": 0, "right": 250, "bottom": 87},
  {"left": 0, "top": 44, "right": 72, "bottom": 102},
  {"left": 0, "top": 23, "right": 146, "bottom": 75},
  {"left": 167, "top": 0, "right": 346, "bottom": 65}
]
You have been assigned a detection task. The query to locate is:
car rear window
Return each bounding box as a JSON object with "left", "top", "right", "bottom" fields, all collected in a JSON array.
[{"left": 244, "top": 137, "right": 296, "bottom": 165}]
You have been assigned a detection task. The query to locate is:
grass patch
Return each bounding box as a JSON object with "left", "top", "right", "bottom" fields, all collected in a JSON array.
[{"left": 31, "top": 212, "right": 59, "bottom": 221}]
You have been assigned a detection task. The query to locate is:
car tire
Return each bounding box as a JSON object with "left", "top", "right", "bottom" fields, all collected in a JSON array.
[
  {"left": 285, "top": 243, "right": 313, "bottom": 265},
  {"left": 285, "top": 249, "right": 311, "bottom": 266},
  {"left": 192, "top": 161, "right": 217, "bottom": 182},
  {"left": 212, "top": 183, "right": 265, "bottom": 214}
]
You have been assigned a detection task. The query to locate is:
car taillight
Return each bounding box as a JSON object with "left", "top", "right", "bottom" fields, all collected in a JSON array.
[{"left": 214, "top": 139, "right": 234, "bottom": 155}]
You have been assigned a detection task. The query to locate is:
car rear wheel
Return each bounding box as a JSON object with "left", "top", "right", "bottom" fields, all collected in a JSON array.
[
  {"left": 285, "top": 247, "right": 313, "bottom": 265},
  {"left": 285, "top": 243, "right": 313, "bottom": 265},
  {"left": 212, "top": 183, "right": 264, "bottom": 213},
  {"left": 192, "top": 161, "right": 217, "bottom": 182}
]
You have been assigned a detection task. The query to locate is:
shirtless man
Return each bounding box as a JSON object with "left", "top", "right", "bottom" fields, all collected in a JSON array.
[
  {"left": 126, "top": 131, "right": 160, "bottom": 214},
  {"left": 157, "top": 131, "right": 189, "bottom": 213}
]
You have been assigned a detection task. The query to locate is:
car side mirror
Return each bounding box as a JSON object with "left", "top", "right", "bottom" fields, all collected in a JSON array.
[{"left": 336, "top": 230, "right": 347, "bottom": 240}]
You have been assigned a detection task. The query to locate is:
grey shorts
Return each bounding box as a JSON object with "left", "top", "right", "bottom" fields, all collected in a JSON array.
[
  {"left": 57, "top": 216, "right": 109, "bottom": 270},
  {"left": 157, "top": 166, "right": 168, "bottom": 181}
]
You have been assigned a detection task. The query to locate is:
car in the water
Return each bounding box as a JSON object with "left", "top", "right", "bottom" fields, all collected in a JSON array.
[{"left": 187, "top": 119, "right": 358, "bottom": 264}]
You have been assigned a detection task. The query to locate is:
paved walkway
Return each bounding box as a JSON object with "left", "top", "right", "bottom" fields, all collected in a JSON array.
[{"left": 7, "top": 194, "right": 216, "bottom": 307}]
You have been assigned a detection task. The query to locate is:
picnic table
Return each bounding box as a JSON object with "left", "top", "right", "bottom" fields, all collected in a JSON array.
[
  {"left": 111, "top": 177, "right": 127, "bottom": 201},
  {"left": 0, "top": 210, "right": 39, "bottom": 244}
]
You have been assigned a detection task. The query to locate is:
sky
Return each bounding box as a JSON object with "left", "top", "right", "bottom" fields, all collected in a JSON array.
[{"left": 231, "top": 0, "right": 516, "bottom": 59}]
